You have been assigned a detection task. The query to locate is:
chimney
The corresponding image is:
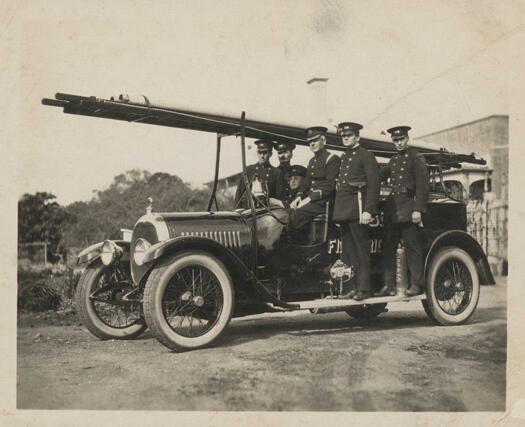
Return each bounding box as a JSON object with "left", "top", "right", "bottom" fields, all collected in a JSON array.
[{"left": 307, "top": 77, "right": 331, "bottom": 125}]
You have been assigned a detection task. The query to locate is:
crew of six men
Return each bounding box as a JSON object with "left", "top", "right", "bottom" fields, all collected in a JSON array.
[{"left": 234, "top": 123, "right": 429, "bottom": 300}]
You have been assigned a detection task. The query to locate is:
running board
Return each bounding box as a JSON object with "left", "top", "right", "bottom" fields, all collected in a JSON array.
[{"left": 285, "top": 293, "right": 426, "bottom": 310}]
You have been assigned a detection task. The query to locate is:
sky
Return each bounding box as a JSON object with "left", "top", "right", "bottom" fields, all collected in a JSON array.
[{"left": 5, "top": 0, "right": 524, "bottom": 204}]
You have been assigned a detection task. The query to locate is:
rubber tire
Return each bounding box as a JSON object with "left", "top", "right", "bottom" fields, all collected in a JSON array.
[
  {"left": 75, "top": 261, "right": 147, "bottom": 340},
  {"left": 422, "top": 246, "right": 480, "bottom": 326},
  {"left": 345, "top": 303, "right": 388, "bottom": 319},
  {"left": 143, "top": 251, "right": 234, "bottom": 352}
]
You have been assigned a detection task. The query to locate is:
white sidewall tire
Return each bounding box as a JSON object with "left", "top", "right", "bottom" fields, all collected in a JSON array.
[
  {"left": 426, "top": 246, "right": 480, "bottom": 325},
  {"left": 144, "top": 251, "right": 234, "bottom": 351},
  {"left": 75, "top": 262, "right": 146, "bottom": 339}
]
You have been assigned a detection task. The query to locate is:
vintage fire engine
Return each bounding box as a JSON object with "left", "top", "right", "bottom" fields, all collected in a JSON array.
[{"left": 42, "top": 92, "right": 494, "bottom": 352}]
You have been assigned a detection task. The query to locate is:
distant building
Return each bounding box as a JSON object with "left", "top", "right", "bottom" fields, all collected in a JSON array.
[
  {"left": 416, "top": 115, "right": 508, "bottom": 275},
  {"left": 415, "top": 115, "right": 508, "bottom": 202}
]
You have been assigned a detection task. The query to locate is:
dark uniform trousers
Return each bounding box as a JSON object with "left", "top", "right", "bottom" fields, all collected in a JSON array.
[
  {"left": 290, "top": 149, "right": 341, "bottom": 230},
  {"left": 380, "top": 147, "right": 429, "bottom": 288},
  {"left": 333, "top": 145, "right": 380, "bottom": 292},
  {"left": 290, "top": 199, "right": 328, "bottom": 229},
  {"left": 382, "top": 221, "right": 424, "bottom": 288},
  {"left": 234, "top": 162, "right": 284, "bottom": 209},
  {"left": 340, "top": 221, "right": 372, "bottom": 292}
]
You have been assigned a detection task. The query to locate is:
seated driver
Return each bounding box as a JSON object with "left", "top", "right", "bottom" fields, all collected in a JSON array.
[
  {"left": 290, "top": 126, "right": 341, "bottom": 231},
  {"left": 234, "top": 139, "right": 285, "bottom": 209},
  {"left": 284, "top": 165, "right": 306, "bottom": 206}
]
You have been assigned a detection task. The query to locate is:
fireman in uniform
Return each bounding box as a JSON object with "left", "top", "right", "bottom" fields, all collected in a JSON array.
[
  {"left": 376, "top": 126, "right": 429, "bottom": 297},
  {"left": 275, "top": 141, "right": 295, "bottom": 178},
  {"left": 290, "top": 126, "right": 341, "bottom": 230},
  {"left": 275, "top": 140, "right": 296, "bottom": 203},
  {"left": 234, "top": 139, "right": 285, "bottom": 209},
  {"left": 284, "top": 165, "right": 307, "bottom": 205},
  {"left": 333, "top": 122, "right": 380, "bottom": 300}
]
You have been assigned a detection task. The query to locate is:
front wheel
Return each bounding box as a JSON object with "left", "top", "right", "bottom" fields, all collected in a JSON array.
[
  {"left": 422, "top": 246, "right": 480, "bottom": 325},
  {"left": 75, "top": 261, "right": 147, "bottom": 340},
  {"left": 143, "top": 251, "right": 234, "bottom": 352}
]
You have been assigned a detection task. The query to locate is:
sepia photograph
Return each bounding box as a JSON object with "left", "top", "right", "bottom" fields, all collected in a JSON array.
[{"left": 3, "top": 0, "right": 524, "bottom": 425}]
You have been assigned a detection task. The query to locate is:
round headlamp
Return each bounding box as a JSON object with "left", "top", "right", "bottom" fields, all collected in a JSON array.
[
  {"left": 133, "top": 238, "right": 151, "bottom": 266},
  {"left": 100, "top": 240, "right": 121, "bottom": 266}
]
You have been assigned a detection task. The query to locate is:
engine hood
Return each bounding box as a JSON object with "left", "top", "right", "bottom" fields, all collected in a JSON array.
[{"left": 130, "top": 211, "right": 252, "bottom": 284}]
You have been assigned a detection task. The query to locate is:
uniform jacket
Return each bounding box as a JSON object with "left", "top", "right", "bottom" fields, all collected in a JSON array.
[
  {"left": 333, "top": 145, "right": 380, "bottom": 222},
  {"left": 278, "top": 162, "right": 293, "bottom": 203},
  {"left": 282, "top": 189, "right": 299, "bottom": 208},
  {"left": 234, "top": 162, "right": 284, "bottom": 208},
  {"left": 299, "top": 148, "right": 341, "bottom": 203},
  {"left": 380, "top": 147, "right": 429, "bottom": 223}
]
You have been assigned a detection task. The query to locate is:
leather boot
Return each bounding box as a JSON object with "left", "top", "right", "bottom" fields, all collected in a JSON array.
[
  {"left": 406, "top": 285, "right": 422, "bottom": 296},
  {"left": 339, "top": 289, "right": 357, "bottom": 299},
  {"left": 353, "top": 290, "right": 369, "bottom": 301},
  {"left": 374, "top": 285, "right": 395, "bottom": 297}
]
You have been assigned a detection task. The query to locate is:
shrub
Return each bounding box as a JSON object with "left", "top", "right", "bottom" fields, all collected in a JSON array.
[{"left": 17, "top": 264, "right": 81, "bottom": 313}]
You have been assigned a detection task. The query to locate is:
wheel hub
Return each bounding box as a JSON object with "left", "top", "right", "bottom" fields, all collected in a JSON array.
[
  {"left": 180, "top": 291, "right": 204, "bottom": 307},
  {"left": 193, "top": 296, "right": 204, "bottom": 307}
]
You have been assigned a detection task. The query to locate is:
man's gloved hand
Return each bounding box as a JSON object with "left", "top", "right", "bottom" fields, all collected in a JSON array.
[
  {"left": 412, "top": 210, "right": 422, "bottom": 224},
  {"left": 289, "top": 196, "right": 302, "bottom": 209},
  {"left": 297, "top": 197, "right": 311, "bottom": 209},
  {"left": 361, "top": 211, "right": 372, "bottom": 225}
]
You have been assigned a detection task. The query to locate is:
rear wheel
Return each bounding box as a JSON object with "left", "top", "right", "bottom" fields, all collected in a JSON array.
[
  {"left": 75, "top": 261, "right": 146, "bottom": 340},
  {"left": 143, "top": 251, "right": 234, "bottom": 352},
  {"left": 345, "top": 303, "right": 388, "bottom": 319},
  {"left": 422, "top": 246, "right": 479, "bottom": 325}
]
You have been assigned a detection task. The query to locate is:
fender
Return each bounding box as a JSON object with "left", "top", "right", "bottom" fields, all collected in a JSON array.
[
  {"left": 142, "top": 235, "right": 250, "bottom": 275},
  {"left": 141, "top": 236, "right": 299, "bottom": 310},
  {"left": 77, "top": 240, "right": 131, "bottom": 265},
  {"left": 425, "top": 230, "right": 495, "bottom": 285}
]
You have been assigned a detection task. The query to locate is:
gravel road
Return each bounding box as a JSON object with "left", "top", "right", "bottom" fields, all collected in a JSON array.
[{"left": 17, "top": 278, "right": 506, "bottom": 411}]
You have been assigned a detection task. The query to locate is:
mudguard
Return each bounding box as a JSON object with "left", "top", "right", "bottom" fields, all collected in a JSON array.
[
  {"left": 141, "top": 236, "right": 298, "bottom": 310},
  {"left": 77, "top": 240, "right": 131, "bottom": 265},
  {"left": 425, "top": 230, "right": 495, "bottom": 285},
  {"left": 141, "top": 235, "right": 250, "bottom": 279}
]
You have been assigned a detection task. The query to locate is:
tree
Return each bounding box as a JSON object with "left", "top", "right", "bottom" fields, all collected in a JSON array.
[
  {"left": 62, "top": 169, "right": 210, "bottom": 249},
  {"left": 18, "top": 192, "right": 74, "bottom": 262}
]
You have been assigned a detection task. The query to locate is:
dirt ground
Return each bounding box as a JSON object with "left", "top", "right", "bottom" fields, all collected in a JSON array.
[{"left": 17, "top": 278, "right": 507, "bottom": 411}]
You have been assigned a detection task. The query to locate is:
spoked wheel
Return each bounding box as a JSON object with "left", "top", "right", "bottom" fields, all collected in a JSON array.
[
  {"left": 75, "top": 260, "right": 146, "bottom": 340},
  {"left": 143, "top": 251, "right": 234, "bottom": 352},
  {"left": 345, "top": 303, "right": 388, "bottom": 319},
  {"left": 422, "top": 246, "right": 480, "bottom": 325}
]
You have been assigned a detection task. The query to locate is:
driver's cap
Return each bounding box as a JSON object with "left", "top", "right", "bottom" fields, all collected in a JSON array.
[
  {"left": 387, "top": 126, "right": 411, "bottom": 140},
  {"left": 254, "top": 139, "right": 274, "bottom": 152},
  {"left": 337, "top": 122, "right": 363, "bottom": 136},
  {"left": 305, "top": 126, "right": 328, "bottom": 141}
]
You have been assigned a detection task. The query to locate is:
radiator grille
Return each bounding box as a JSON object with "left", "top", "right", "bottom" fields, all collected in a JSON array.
[{"left": 180, "top": 230, "right": 243, "bottom": 249}]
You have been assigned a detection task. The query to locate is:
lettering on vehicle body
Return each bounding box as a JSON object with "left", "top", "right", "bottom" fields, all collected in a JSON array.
[{"left": 327, "top": 238, "right": 383, "bottom": 254}]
